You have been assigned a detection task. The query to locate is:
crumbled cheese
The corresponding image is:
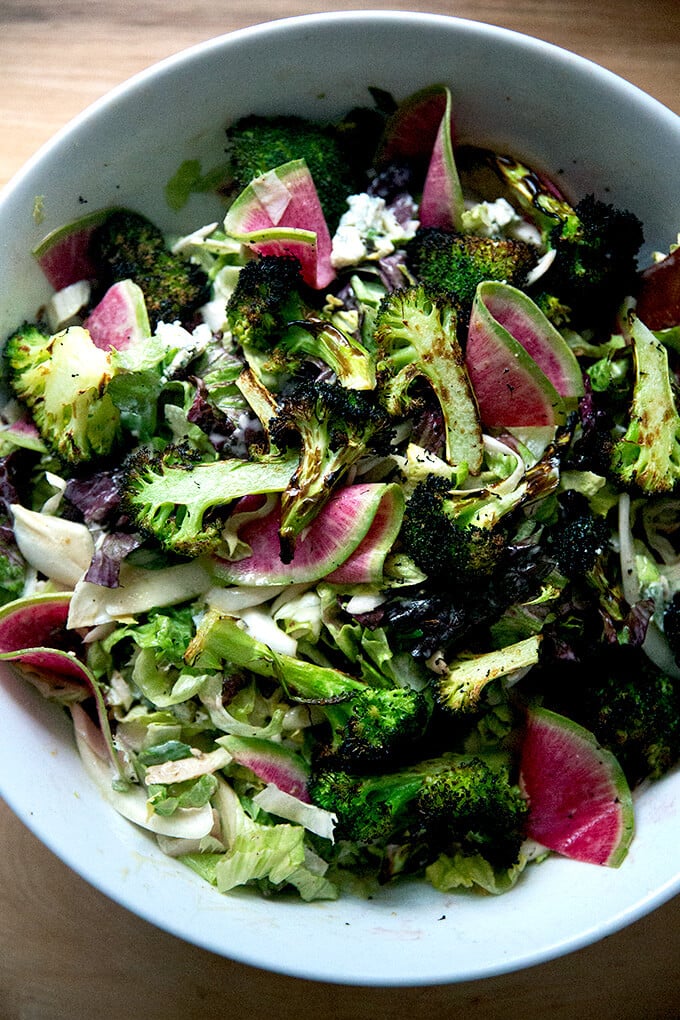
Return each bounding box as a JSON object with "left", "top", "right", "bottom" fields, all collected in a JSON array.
[
  {"left": 462, "top": 197, "right": 522, "bottom": 238},
  {"left": 331, "top": 192, "right": 419, "bottom": 269}
]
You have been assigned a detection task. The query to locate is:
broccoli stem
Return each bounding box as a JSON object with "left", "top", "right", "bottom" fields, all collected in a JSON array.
[
  {"left": 436, "top": 635, "right": 542, "bottom": 713},
  {"left": 611, "top": 314, "right": 680, "bottom": 493},
  {"left": 374, "top": 286, "right": 483, "bottom": 473},
  {"left": 284, "top": 320, "right": 377, "bottom": 390},
  {"left": 186, "top": 609, "right": 364, "bottom": 698}
]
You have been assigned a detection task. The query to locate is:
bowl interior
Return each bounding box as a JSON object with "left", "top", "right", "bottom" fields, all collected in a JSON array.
[{"left": 1, "top": 11, "right": 679, "bottom": 986}]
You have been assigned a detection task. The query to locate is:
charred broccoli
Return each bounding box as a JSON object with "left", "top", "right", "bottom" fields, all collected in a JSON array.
[
  {"left": 537, "top": 193, "right": 644, "bottom": 328},
  {"left": 308, "top": 753, "right": 528, "bottom": 870},
  {"left": 610, "top": 313, "right": 680, "bottom": 494},
  {"left": 315, "top": 685, "right": 433, "bottom": 767},
  {"left": 434, "top": 635, "right": 542, "bottom": 715},
  {"left": 186, "top": 610, "right": 431, "bottom": 765},
  {"left": 89, "top": 209, "right": 210, "bottom": 329},
  {"left": 268, "top": 379, "right": 395, "bottom": 560},
  {"left": 225, "top": 254, "right": 308, "bottom": 352},
  {"left": 225, "top": 114, "right": 360, "bottom": 231},
  {"left": 400, "top": 474, "right": 506, "bottom": 584},
  {"left": 4, "top": 322, "right": 122, "bottom": 464},
  {"left": 226, "top": 255, "right": 375, "bottom": 389},
  {"left": 400, "top": 445, "right": 560, "bottom": 587},
  {"left": 121, "top": 442, "right": 298, "bottom": 557},
  {"left": 584, "top": 662, "right": 680, "bottom": 785},
  {"left": 541, "top": 644, "right": 680, "bottom": 787},
  {"left": 281, "top": 319, "right": 376, "bottom": 391},
  {"left": 542, "top": 489, "right": 611, "bottom": 579},
  {"left": 373, "top": 284, "right": 483, "bottom": 472},
  {"left": 405, "top": 227, "right": 539, "bottom": 324},
  {"left": 488, "top": 156, "right": 643, "bottom": 328}
]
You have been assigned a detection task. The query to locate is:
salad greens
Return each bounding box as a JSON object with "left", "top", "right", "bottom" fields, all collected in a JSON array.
[{"left": 1, "top": 84, "right": 680, "bottom": 902}]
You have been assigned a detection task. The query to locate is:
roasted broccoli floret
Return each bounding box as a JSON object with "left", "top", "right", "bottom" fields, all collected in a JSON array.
[
  {"left": 542, "top": 645, "right": 680, "bottom": 787},
  {"left": 186, "top": 609, "right": 431, "bottom": 765},
  {"left": 4, "top": 322, "right": 122, "bottom": 464},
  {"left": 610, "top": 314, "right": 680, "bottom": 494},
  {"left": 268, "top": 379, "right": 395, "bottom": 560},
  {"left": 226, "top": 255, "right": 376, "bottom": 389},
  {"left": 121, "top": 442, "right": 298, "bottom": 557},
  {"left": 531, "top": 490, "right": 635, "bottom": 654},
  {"left": 373, "top": 285, "right": 483, "bottom": 472},
  {"left": 89, "top": 209, "right": 210, "bottom": 329},
  {"left": 226, "top": 254, "right": 308, "bottom": 352},
  {"left": 281, "top": 320, "right": 377, "bottom": 391},
  {"left": 489, "top": 156, "right": 643, "bottom": 328},
  {"left": 434, "top": 635, "right": 542, "bottom": 715},
  {"left": 405, "top": 227, "right": 538, "bottom": 325},
  {"left": 400, "top": 445, "right": 560, "bottom": 586},
  {"left": 278, "top": 663, "right": 432, "bottom": 768},
  {"left": 316, "top": 685, "right": 433, "bottom": 767},
  {"left": 308, "top": 753, "right": 528, "bottom": 870},
  {"left": 400, "top": 475, "right": 505, "bottom": 584},
  {"left": 537, "top": 193, "right": 644, "bottom": 328},
  {"left": 587, "top": 664, "right": 680, "bottom": 784},
  {"left": 225, "top": 114, "right": 360, "bottom": 231},
  {"left": 543, "top": 491, "right": 611, "bottom": 581}
]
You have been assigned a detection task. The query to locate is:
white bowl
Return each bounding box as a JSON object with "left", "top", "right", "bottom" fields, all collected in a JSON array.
[{"left": 1, "top": 11, "right": 679, "bottom": 987}]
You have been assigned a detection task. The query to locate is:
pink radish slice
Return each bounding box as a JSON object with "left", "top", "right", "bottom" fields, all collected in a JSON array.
[
  {"left": 224, "top": 159, "right": 334, "bottom": 289},
  {"left": 519, "top": 706, "right": 635, "bottom": 867}
]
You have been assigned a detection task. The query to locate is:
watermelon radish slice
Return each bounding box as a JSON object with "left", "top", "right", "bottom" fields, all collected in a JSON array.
[
  {"left": 419, "top": 86, "right": 464, "bottom": 232},
  {"left": 223, "top": 159, "right": 335, "bottom": 290},
  {"left": 220, "top": 734, "right": 310, "bottom": 801},
  {"left": 32, "top": 206, "right": 123, "bottom": 290},
  {"left": 325, "top": 483, "right": 404, "bottom": 584},
  {"left": 374, "top": 84, "right": 450, "bottom": 170},
  {"left": 213, "top": 482, "right": 403, "bottom": 586},
  {"left": 636, "top": 247, "right": 680, "bottom": 331},
  {"left": 84, "top": 279, "right": 151, "bottom": 351},
  {"left": 0, "top": 592, "right": 83, "bottom": 687},
  {"left": 519, "top": 706, "right": 635, "bottom": 867},
  {"left": 474, "top": 282, "right": 583, "bottom": 401},
  {"left": 466, "top": 281, "right": 580, "bottom": 428},
  {"left": 0, "top": 592, "right": 123, "bottom": 776}
]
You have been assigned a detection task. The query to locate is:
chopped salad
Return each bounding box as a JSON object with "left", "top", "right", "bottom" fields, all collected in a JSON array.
[{"left": 1, "top": 84, "right": 680, "bottom": 901}]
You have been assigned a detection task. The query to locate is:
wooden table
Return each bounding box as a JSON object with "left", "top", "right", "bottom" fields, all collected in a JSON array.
[{"left": 1, "top": 2, "right": 679, "bottom": 1016}]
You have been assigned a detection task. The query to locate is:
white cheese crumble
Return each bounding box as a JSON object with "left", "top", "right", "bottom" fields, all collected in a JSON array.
[{"left": 330, "top": 192, "right": 419, "bottom": 269}]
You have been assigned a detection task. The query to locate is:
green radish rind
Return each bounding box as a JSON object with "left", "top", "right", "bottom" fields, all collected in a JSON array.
[
  {"left": 223, "top": 159, "right": 335, "bottom": 290},
  {"left": 419, "top": 86, "right": 464, "bottom": 232},
  {"left": 519, "top": 706, "right": 635, "bottom": 868},
  {"left": 466, "top": 281, "right": 585, "bottom": 428}
]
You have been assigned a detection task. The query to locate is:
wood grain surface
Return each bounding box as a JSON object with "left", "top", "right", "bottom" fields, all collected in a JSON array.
[{"left": 0, "top": 2, "right": 679, "bottom": 1017}]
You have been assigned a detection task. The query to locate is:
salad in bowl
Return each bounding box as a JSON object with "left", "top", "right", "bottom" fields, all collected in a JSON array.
[{"left": 1, "top": 78, "right": 679, "bottom": 909}]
